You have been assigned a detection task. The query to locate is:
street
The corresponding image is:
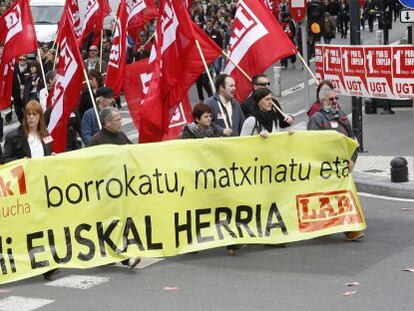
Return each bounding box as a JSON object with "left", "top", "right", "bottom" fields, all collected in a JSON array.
[{"left": 1, "top": 195, "right": 413, "bottom": 311}]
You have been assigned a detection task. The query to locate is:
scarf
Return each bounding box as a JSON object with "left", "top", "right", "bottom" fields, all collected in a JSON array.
[{"left": 250, "top": 104, "right": 278, "bottom": 132}]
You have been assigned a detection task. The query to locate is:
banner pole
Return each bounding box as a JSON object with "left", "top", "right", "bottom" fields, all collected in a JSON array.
[
  {"left": 82, "top": 68, "right": 102, "bottom": 129},
  {"left": 195, "top": 40, "right": 230, "bottom": 129},
  {"left": 220, "top": 49, "right": 287, "bottom": 118},
  {"left": 296, "top": 51, "right": 319, "bottom": 85},
  {"left": 37, "top": 48, "right": 48, "bottom": 94},
  {"left": 99, "top": 30, "right": 104, "bottom": 72}
]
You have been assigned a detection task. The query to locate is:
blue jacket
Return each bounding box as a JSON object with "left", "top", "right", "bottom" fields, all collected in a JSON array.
[
  {"left": 81, "top": 107, "right": 100, "bottom": 145},
  {"left": 204, "top": 93, "right": 245, "bottom": 136}
]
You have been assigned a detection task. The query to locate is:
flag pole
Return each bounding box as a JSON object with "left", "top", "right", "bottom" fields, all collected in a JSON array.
[
  {"left": 195, "top": 40, "right": 230, "bottom": 129},
  {"left": 99, "top": 30, "right": 104, "bottom": 72},
  {"left": 296, "top": 51, "right": 319, "bottom": 85},
  {"left": 37, "top": 48, "right": 48, "bottom": 93},
  {"left": 82, "top": 68, "right": 102, "bottom": 129},
  {"left": 221, "top": 49, "right": 288, "bottom": 118},
  {"left": 52, "top": 45, "right": 59, "bottom": 71}
]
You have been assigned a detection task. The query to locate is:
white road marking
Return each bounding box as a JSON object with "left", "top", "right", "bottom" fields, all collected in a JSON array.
[
  {"left": 0, "top": 296, "right": 54, "bottom": 311},
  {"left": 45, "top": 275, "right": 109, "bottom": 289},
  {"left": 358, "top": 192, "right": 414, "bottom": 203}
]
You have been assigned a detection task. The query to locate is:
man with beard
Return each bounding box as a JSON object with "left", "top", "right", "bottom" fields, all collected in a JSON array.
[{"left": 204, "top": 74, "right": 244, "bottom": 137}]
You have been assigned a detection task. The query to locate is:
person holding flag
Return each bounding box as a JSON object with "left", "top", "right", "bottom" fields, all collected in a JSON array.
[{"left": 240, "top": 87, "right": 293, "bottom": 136}]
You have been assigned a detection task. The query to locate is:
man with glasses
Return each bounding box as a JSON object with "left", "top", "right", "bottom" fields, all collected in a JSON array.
[
  {"left": 10, "top": 55, "right": 31, "bottom": 123},
  {"left": 84, "top": 45, "right": 107, "bottom": 73},
  {"left": 241, "top": 74, "right": 294, "bottom": 127},
  {"left": 307, "top": 86, "right": 364, "bottom": 241}
]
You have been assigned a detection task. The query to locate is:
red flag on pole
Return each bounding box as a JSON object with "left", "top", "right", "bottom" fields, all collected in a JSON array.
[
  {"left": 105, "top": 0, "right": 127, "bottom": 97},
  {"left": 0, "top": 0, "right": 37, "bottom": 109},
  {"left": 63, "top": 0, "right": 82, "bottom": 41},
  {"left": 224, "top": 0, "right": 297, "bottom": 102},
  {"left": 123, "top": 59, "right": 149, "bottom": 130},
  {"left": 123, "top": 58, "right": 192, "bottom": 141},
  {"left": 80, "top": 0, "right": 111, "bottom": 44},
  {"left": 138, "top": 0, "right": 221, "bottom": 143},
  {"left": 126, "top": 0, "right": 157, "bottom": 33},
  {"left": 47, "top": 11, "right": 85, "bottom": 153}
]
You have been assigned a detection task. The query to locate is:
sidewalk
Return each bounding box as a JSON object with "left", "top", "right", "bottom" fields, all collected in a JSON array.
[{"left": 352, "top": 108, "right": 414, "bottom": 199}]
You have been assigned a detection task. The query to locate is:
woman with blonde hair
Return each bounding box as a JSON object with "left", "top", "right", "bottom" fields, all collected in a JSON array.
[{"left": 3, "top": 100, "right": 52, "bottom": 163}]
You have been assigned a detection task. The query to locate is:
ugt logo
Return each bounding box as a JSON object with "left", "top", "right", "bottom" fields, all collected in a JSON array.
[
  {"left": 224, "top": 0, "right": 268, "bottom": 73},
  {"left": 48, "top": 37, "right": 78, "bottom": 132},
  {"left": 108, "top": 19, "right": 122, "bottom": 68},
  {"left": 160, "top": 0, "right": 179, "bottom": 54},
  {"left": 127, "top": 0, "right": 147, "bottom": 23},
  {"left": 296, "top": 190, "right": 362, "bottom": 233},
  {"left": 4, "top": 4, "right": 22, "bottom": 44},
  {"left": 84, "top": 0, "right": 99, "bottom": 26},
  {"left": 169, "top": 103, "right": 187, "bottom": 128},
  {"left": 0, "top": 165, "right": 27, "bottom": 197}
]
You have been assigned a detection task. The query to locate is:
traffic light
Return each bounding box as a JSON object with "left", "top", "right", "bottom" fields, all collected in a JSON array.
[{"left": 307, "top": 1, "right": 324, "bottom": 38}]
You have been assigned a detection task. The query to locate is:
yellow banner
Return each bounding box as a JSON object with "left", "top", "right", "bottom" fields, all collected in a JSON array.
[{"left": 0, "top": 131, "right": 365, "bottom": 284}]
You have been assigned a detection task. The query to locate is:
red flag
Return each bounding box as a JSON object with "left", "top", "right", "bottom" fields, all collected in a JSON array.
[
  {"left": 126, "top": 0, "right": 157, "bottom": 34},
  {"left": 123, "top": 59, "right": 192, "bottom": 141},
  {"left": 123, "top": 59, "right": 149, "bottom": 130},
  {"left": 0, "top": 0, "right": 37, "bottom": 109},
  {"left": 47, "top": 11, "right": 85, "bottom": 153},
  {"left": 63, "top": 0, "right": 82, "bottom": 41},
  {"left": 81, "top": 0, "right": 111, "bottom": 44},
  {"left": 0, "top": 59, "right": 15, "bottom": 110},
  {"left": 138, "top": 0, "right": 221, "bottom": 143},
  {"left": 224, "top": 0, "right": 297, "bottom": 102},
  {"left": 262, "top": 0, "right": 280, "bottom": 19},
  {"left": 184, "top": 0, "right": 193, "bottom": 9},
  {"left": 105, "top": 0, "right": 127, "bottom": 97}
]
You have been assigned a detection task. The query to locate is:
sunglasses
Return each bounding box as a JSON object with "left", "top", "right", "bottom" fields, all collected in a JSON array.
[
  {"left": 328, "top": 96, "right": 339, "bottom": 101},
  {"left": 19, "top": 58, "right": 27, "bottom": 61},
  {"left": 255, "top": 82, "right": 270, "bottom": 87}
]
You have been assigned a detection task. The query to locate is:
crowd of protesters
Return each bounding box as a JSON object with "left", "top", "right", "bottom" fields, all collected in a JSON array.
[{"left": 0, "top": 0, "right": 367, "bottom": 274}]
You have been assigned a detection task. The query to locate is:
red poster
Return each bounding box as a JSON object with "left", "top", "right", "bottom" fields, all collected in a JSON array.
[
  {"left": 340, "top": 46, "right": 369, "bottom": 97},
  {"left": 321, "top": 45, "right": 346, "bottom": 94},
  {"left": 314, "top": 45, "right": 324, "bottom": 82},
  {"left": 392, "top": 46, "right": 414, "bottom": 99},
  {"left": 364, "top": 46, "right": 393, "bottom": 99}
]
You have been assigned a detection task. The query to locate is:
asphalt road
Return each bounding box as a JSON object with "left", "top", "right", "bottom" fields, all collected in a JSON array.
[{"left": 1, "top": 195, "right": 414, "bottom": 311}]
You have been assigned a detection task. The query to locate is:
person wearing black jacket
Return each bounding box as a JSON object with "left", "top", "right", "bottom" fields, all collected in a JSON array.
[
  {"left": 3, "top": 100, "right": 52, "bottom": 163},
  {"left": 337, "top": 0, "right": 349, "bottom": 39},
  {"left": 204, "top": 20, "right": 223, "bottom": 75},
  {"left": 11, "top": 55, "right": 30, "bottom": 123},
  {"left": 364, "top": 0, "right": 378, "bottom": 32},
  {"left": 241, "top": 74, "right": 294, "bottom": 128}
]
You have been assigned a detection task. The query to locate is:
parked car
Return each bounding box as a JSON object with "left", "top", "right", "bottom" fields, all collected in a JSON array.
[{"left": 30, "top": 0, "right": 65, "bottom": 44}]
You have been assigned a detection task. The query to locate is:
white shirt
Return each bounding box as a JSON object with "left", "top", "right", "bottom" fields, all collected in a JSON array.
[
  {"left": 219, "top": 95, "right": 233, "bottom": 127},
  {"left": 28, "top": 134, "right": 44, "bottom": 158}
]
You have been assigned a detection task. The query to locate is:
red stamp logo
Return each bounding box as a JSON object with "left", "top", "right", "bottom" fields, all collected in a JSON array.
[{"left": 296, "top": 190, "right": 362, "bottom": 233}]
